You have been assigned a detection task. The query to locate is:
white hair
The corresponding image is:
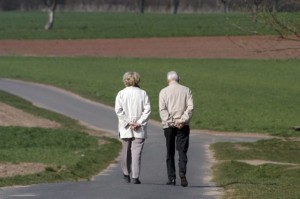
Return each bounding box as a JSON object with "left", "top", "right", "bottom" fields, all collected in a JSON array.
[{"left": 167, "top": 71, "right": 179, "bottom": 82}]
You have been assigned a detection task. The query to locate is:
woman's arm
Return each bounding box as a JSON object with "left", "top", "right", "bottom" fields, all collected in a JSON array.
[
  {"left": 115, "top": 91, "right": 130, "bottom": 128},
  {"left": 136, "top": 92, "right": 151, "bottom": 126}
]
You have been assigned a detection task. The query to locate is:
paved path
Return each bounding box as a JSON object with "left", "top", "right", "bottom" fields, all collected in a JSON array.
[{"left": 0, "top": 79, "right": 262, "bottom": 199}]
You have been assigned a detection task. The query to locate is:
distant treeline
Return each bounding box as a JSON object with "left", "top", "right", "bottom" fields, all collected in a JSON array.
[{"left": 0, "top": 0, "right": 300, "bottom": 12}]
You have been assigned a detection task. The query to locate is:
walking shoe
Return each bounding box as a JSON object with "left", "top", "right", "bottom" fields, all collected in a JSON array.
[
  {"left": 132, "top": 178, "right": 141, "bottom": 184},
  {"left": 180, "top": 174, "right": 188, "bottom": 187},
  {"left": 123, "top": 174, "right": 130, "bottom": 183},
  {"left": 166, "top": 179, "right": 176, "bottom": 185}
]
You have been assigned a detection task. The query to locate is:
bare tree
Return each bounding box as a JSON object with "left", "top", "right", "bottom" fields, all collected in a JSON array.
[
  {"left": 44, "top": 0, "right": 58, "bottom": 30},
  {"left": 173, "top": 0, "right": 180, "bottom": 14},
  {"left": 139, "top": 0, "right": 145, "bottom": 13},
  {"left": 250, "top": 0, "right": 300, "bottom": 41},
  {"left": 272, "top": 0, "right": 279, "bottom": 12},
  {"left": 252, "top": 0, "right": 264, "bottom": 22},
  {"left": 220, "top": 0, "right": 230, "bottom": 13}
]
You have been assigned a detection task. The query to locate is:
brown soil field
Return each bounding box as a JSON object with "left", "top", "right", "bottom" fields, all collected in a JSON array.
[{"left": 0, "top": 36, "right": 299, "bottom": 59}]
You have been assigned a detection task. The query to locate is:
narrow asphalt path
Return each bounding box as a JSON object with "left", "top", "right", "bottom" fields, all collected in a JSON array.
[{"left": 0, "top": 79, "right": 262, "bottom": 199}]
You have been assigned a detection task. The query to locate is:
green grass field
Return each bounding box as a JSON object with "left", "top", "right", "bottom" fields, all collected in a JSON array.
[
  {"left": 0, "top": 12, "right": 275, "bottom": 39},
  {"left": 0, "top": 56, "right": 299, "bottom": 136},
  {"left": 211, "top": 139, "right": 300, "bottom": 198},
  {"left": 0, "top": 91, "right": 121, "bottom": 187}
]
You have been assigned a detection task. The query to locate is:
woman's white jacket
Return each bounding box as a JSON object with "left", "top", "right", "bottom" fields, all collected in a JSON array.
[{"left": 115, "top": 86, "right": 151, "bottom": 139}]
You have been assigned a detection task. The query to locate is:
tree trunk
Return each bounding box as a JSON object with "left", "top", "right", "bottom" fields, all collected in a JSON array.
[
  {"left": 173, "top": 0, "right": 180, "bottom": 14},
  {"left": 272, "top": 0, "right": 279, "bottom": 12},
  {"left": 139, "top": 0, "right": 145, "bottom": 14},
  {"left": 252, "top": 4, "right": 259, "bottom": 22},
  {"left": 45, "top": 9, "right": 55, "bottom": 30},
  {"left": 225, "top": 4, "right": 229, "bottom": 13},
  {"left": 44, "top": 0, "right": 57, "bottom": 30},
  {"left": 221, "top": 0, "right": 229, "bottom": 14},
  {"left": 252, "top": 0, "right": 263, "bottom": 22}
]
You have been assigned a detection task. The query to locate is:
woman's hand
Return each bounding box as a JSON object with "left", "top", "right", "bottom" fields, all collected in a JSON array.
[{"left": 130, "top": 122, "right": 141, "bottom": 131}]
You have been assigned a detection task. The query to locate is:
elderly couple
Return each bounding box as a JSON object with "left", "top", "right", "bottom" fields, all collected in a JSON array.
[{"left": 115, "top": 71, "right": 193, "bottom": 187}]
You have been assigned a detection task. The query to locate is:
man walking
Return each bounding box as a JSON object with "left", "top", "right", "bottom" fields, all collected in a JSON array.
[{"left": 159, "top": 71, "right": 194, "bottom": 187}]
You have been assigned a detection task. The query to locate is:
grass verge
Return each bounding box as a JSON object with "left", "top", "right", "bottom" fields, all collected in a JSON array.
[
  {"left": 0, "top": 126, "right": 120, "bottom": 187},
  {"left": 0, "top": 90, "right": 81, "bottom": 130},
  {"left": 1, "top": 56, "right": 300, "bottom": 136},
  {"left": 0, "top": 91, "right": 121, "bottom": 187},
  {"left": 211, "top": 139, "right": 300, "bottom": 198},
  {"left": 0, "top": 12, "right": 276, "bottom": 39}
]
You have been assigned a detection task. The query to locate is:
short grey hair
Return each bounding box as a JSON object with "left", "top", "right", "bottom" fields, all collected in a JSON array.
[
  {"left": 123, "top": 72, "right": 140, "bottom": 87},
  {"left": 167, "top": 71, "right": 179, "bottom": 82}
]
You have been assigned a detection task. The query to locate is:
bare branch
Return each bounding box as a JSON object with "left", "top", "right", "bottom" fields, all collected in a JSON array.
[
  {"left": 269, "top": 13, "right": 300, "bottom": 38},
  {"left": 43, "top": 0, "right": 57, "bottom": 10}
]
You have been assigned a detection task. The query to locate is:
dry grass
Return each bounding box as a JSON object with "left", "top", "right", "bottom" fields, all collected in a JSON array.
[{"left": 0, "top": 163, "right": 46, "bottom": 178}]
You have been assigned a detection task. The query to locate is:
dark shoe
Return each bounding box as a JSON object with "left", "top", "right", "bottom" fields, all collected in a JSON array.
[
  {"left": 132, "top": 178, "right": 141, "bottom": 184},
  {"left": 180, "top": 175, "right": 188, "bottom": 187},
  {"left": 166, "top": 179, "right": 176, "bottom": 185},
  {"left": 123, "top": 174, "right": 130, "bottom": 183}
]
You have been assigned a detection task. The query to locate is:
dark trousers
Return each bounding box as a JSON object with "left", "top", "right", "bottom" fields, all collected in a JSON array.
[{"left": 164, "top": 125, "right": 190, "bottom": 180}]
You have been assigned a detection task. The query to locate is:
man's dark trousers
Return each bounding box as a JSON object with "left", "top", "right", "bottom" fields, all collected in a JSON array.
[{"left": 164, "top": 125, "right": 190, "bottom": 181}]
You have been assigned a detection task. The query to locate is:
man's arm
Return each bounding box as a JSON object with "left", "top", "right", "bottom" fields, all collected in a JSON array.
[
  {"left": 178, "top": 88, "right": 193, "bottom": 124},
  {"left": 159, "top": 90, "right": 174, "bottom": 127}
]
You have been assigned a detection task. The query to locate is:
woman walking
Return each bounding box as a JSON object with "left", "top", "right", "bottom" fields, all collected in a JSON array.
[{"left": 115, "top": 72, "right": 151, "bottom": 184}]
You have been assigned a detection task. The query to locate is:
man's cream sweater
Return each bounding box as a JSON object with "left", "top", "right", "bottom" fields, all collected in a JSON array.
[{"left": 159, "top": 81, "right": 194, "bottom": 129}]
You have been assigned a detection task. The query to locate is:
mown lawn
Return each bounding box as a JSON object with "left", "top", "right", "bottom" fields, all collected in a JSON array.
[
  {"left": 0, "top": 56, "right": 300, "bottom": 136},
  {"left": 211, "top": 139, "right": 300, "bottom": 198},
  {"left": 0, "top": 91, "right": 121, "bottom": 187},
  {"left": 0, "top": 12, "right": 275, "bottom": 39}
]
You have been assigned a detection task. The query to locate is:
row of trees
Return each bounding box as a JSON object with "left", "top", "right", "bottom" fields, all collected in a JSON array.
[
  {"left": 1, "top": 0, "right": 299, "bottom": 38},
  {"left": 1, "top": 0, "right": 300, "bottom": 13}
]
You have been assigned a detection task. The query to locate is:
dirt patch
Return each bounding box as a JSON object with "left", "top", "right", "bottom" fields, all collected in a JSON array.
[
  {"left": 0, "top": 36, "right": 299, "bottom": 59},
  {"left": 191, "top": 129, "right": 273, "bottom": 139},
  {"left": 234, "top": 144, "right": 251, "bottom": 151},
  {"left": 204, "top": 145, "right": 223, "bottom": 198},
  {"left": 0, "top": 163, "right": 46, "bottom": 178},
  {"left": 0, "top": 102, "right": 60, "bottom": 128},
  {"left": 237, "top": 160, "right": 298, "bottom": 166}
]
